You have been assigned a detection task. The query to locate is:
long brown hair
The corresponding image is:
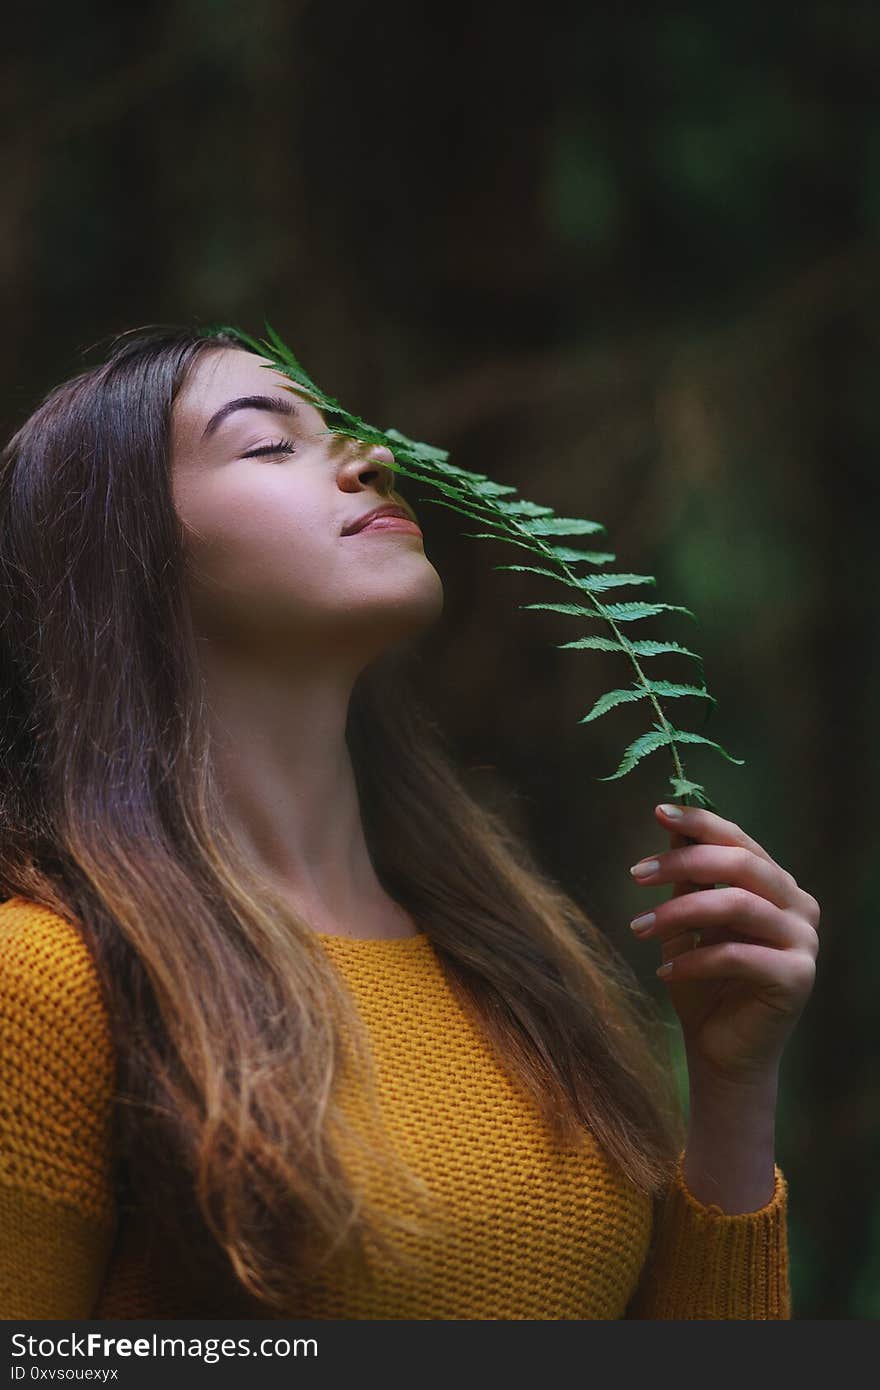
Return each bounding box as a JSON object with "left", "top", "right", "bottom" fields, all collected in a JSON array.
[{"left": 0, "top": 327, "right": 684, "bottom": 1315}]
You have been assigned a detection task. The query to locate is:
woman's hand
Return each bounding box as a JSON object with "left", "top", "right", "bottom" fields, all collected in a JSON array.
[{"left": 628, "top": 803, "right": 820, "bottom": 1089}]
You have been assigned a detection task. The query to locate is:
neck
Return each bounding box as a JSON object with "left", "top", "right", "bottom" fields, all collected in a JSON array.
[{"left": 197, "top": 639, "right": 388, "bottom": 928}]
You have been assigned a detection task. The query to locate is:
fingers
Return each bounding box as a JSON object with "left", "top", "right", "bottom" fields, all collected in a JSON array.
[
  {"left": 651, "top": 805, "right": 820, "bottom": 924},
  {"left": 654, "top": 803, "right": 779, "bottom": 866},
  {"left": 629, "top": 886, "right": 817, "bottom": 953},
  {"left": 655, "top": 940, "right": 818, "bottom": 1001},
  {"left": 631, "top": 841, "right": 798, "bottom": 912}
]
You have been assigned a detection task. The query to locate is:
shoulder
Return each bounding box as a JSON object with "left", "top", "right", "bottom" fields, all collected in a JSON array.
[
  {"left": 0, "top": 896, "right": 116, "bottom": 1221},
  {"left": 0, "top": 894, "right": 114, "bottom": 1056}
]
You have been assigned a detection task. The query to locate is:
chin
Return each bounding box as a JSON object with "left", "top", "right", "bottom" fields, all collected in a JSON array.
[
  {"left": 418, "top": 561, "right": 445, "bottom": 622},
  {"left": 374, "top": 566, "right": 445, "bottom": 650},
  {"left": 338, "top": 563, "right": 444, "bottom": 666},
  {"left": 397, "top": 566, "right": 445, "bottom": 633}
]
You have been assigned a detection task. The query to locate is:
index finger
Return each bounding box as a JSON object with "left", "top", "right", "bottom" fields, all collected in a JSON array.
[{"left": 654, "top": 803, "right": 780, "bottom": 868}]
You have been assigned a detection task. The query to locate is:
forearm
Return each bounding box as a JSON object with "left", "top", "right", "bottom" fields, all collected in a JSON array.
[{"left": 681, "top": 1066, "right": 779, "bottom": 1214}]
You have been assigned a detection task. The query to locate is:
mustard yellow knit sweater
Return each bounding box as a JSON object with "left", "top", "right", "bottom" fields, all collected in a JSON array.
[{"left": 0, "top": 896, "right": 790, "bottom": 1320}]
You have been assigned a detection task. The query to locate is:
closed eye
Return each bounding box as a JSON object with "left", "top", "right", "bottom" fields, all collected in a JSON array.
[{"left": 241, "top": 438, "right": 296, "bottom": 460}]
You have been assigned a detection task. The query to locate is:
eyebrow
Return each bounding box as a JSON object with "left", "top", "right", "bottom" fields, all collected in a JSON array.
[{"left": 201, "top": 394, "right": 298, "bottom": 441}]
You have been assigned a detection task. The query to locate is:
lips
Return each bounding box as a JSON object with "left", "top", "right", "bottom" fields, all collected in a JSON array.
[{"left": 342, "top": 504, "right": 419, "bottom": 535}]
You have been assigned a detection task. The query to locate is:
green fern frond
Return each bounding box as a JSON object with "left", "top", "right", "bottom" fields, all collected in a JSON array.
[
  {"left": 520, "top": 600, "right": 698, "bottom": 621},
  {"left": 206, "top": 322, "right": 746, "bottom": 808},
  {"left": 558, "top": 635, "right": 703, "bottom": 660},
  {"left": 579, "top": 680, "right": 714, "bottom": 725},
  {"left": 463, "top": 533, "right": 617, "bottom": 566},
  {"left": 496, "top": 565, "right": 656, "bottom": 592},
  {"left": 517, "top": 516, "right": 607, "bottom": 537}
]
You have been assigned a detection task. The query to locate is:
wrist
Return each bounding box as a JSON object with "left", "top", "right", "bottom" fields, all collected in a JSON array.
[
  {"left": 686, "top": 1055, "right": 780, "bottom": 1110},
  {"left": 682, "top": 1063, "right": 779, "bottom": 1214}
]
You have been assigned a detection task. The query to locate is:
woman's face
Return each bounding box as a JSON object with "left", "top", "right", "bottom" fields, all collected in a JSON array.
[{"left": 170, "top": 347, "right": 444, "bottom": 668}]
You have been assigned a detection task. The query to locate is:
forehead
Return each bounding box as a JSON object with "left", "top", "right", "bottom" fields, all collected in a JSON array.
[{"left": 172, "top": 347, "right": 316, "bottom": 450}]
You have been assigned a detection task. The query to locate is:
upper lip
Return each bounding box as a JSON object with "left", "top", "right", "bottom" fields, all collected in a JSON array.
[{"left": 341, "top": 503, "right": 419, "bottom": 535}]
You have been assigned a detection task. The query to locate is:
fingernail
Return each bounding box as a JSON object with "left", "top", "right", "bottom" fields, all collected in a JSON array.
[
  {"left": 656, "top": 962, "right": 674, "bottom": 976},
  {"left": 630, "top": 859, "right": 660, "bottom": 880},
  {"left": 658, "top": 804, "right": 684, "bottom": 819},
  {"left": 629, "top": 912, "right": 655, "bottom": 934}
]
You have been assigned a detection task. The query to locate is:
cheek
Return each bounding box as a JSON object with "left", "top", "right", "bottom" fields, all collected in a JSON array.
[{"left": 177, "top": 479, "right": 336, "bottom": 624}]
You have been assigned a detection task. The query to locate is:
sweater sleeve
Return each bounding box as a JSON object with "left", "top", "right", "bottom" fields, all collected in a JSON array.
[
  {"left": 0, "top": 900, "right": 118, "bottom": 1319},
  {"left": 624, "top": 1148, "right": 791, "bottom": 1319}
]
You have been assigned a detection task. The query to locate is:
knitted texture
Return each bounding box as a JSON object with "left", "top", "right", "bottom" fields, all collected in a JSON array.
[
  {"left": 0, "top": 900, "right": 118, "bottom": 1319},
  {"left": 0, "top": 899, "right": 790, "bottom": 1319}
]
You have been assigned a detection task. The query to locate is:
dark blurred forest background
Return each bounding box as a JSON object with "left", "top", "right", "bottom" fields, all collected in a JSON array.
[{"left": 2, "top": 1, "right": 877, "bottom": 1318}]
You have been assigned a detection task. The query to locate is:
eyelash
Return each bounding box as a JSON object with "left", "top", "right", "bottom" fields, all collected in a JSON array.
[{"left": 242, "top": 438, "right": 296, "bottom": 460}]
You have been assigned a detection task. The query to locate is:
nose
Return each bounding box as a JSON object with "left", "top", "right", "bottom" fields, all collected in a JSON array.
[{"left": 339, "top": 440, "right": 399, "bottom": 496}]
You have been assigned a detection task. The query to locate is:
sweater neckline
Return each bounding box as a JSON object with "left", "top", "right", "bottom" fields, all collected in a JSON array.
[{"left": 314, "top": 929, "right": 430, "bottom": 945}]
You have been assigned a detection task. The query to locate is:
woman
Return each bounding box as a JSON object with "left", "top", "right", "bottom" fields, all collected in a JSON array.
[{"left": 0, "top": 328, "right": 819, "bottom": 1319}]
